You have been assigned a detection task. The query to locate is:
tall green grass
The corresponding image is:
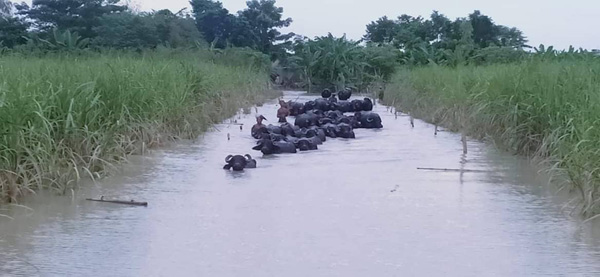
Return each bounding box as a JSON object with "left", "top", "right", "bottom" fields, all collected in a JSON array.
[
  {"left": 0, "top": 50, "right": 278, "bottom": 202},
  {"left": 383, "top": 58, "right": 600, "bottom": 217}
]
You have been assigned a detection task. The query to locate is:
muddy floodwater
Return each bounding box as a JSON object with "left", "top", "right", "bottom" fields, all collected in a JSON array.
[{"left": 2, "top": 91, "right": 600, "bottom": 276}]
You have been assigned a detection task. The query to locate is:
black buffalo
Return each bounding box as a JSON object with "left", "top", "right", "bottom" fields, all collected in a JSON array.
[
  {"left": 338, "top": 89, "right": 352, "bottom": 101},
  {"left": 296, "top": 138, "right": 319, "bottom": 151},
  {"left": 354, "top": 112, "right": 383, "bottom": 129},
  {"left": 223, "top": 154, "right": 257, "bottom": 171},
  {"left": 253, "top": 137, "right": 297, "bottom": 155}
]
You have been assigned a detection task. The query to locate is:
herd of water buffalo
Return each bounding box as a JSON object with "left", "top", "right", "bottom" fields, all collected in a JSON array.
[{"left": 223, "top": 89, "right": 384, "bottom": 171}]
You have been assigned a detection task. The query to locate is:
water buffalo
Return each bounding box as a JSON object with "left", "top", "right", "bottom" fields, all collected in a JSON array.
[
  {"left": 350, "top": 98, "right": 374, "bottom": 112},
  {"left": 336, "top": 123, "right": 356, "bottom": 138},
  {"left": 333, "top": 100, "right": 353, "bottom": 113},
  {"left": 304, "top": 100, "right": 317, "bottom": 111},
  {"left": 266, "top": 124, "right": 282, "bottom": 134},
  {"left": 328, "top": 94, "right": 338, "bottom": 103},
  {"left": 355, "top": 112, "right": 383, "bottom": 129},
  {"left": 263, "top": 132, "right": 287, "bottom": 142},
  {"left": 325, "top": 110, "right": 344, "bottom": 120},
  {"left": 318, "top": 117, "right": 334, "bottom": 126},
  {"left": 321, "top": 123, "right": 339, "bottom": 138},
  {"left": 321, "top": 89, "right": 332, "bottom": 98},
  {"left": 307, "top": 126, "right": 327, "bottom": 142},
  {"left": 280, "top": 122, "right": 297, "bottom": 137},
  {"left": 295, "top": 113, "right": 319, "bottom": 128},
  {"left": 287, "top": 101, "right": 305, "bottom": 116},
  {"left": 303, "top": 129, "right": 323, "bottom": 144},
  {"left": 362, "top": 98, "right": 374, "bottom": 111},
  {"left": 338, "top": 88, "right": 352, "bottom": 101},
  {"left": 223, "top": 154, "right": 257, "bottom": 171},
  {"left": 245, "top": 155, "right": 257, "bottom": 168},
  {"left": 296, "top": 138, "right": 319, "bottom": 151},
  {"left": 253, "top": 137, "right": 297, "bottom": 155},
  {"left": 314, "top": 98, "right": 331, "bottom": 111}
]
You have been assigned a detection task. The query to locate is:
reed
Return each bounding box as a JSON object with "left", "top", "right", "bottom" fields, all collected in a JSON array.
[
  {"left": 383, "top": 57, "right": 600, "bottom": 217},
  {"left": 0, "top": 50, "right": 279, "bottom": 203}
]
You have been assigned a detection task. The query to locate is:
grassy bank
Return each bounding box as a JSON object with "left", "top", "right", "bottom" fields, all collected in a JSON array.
[
  {"left": 383, "top": 58, "right": 600, "bottom": 217},
  {"left": 0, "top": 50, "right": 279, "bottom": 203}
]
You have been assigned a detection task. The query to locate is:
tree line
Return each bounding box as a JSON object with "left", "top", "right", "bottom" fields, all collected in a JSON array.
[
  {"left": 0, "top": 0, "right": 294, "bottom": 56},
  {"left": 3, "top": 0, "right": 591, "bottom": 92}
]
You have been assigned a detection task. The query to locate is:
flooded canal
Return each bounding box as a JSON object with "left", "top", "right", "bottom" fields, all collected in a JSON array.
[{"left": 2, "top": 91, "right": 600, "bottom": 276}]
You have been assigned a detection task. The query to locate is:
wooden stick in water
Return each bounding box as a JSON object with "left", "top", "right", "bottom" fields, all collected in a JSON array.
[
  {"left": 417, "top": 167, "right": 491, "bottom": 173},
  {"left": 86, "top": 197, "right": 148, "bottom": 207},
  {"left": 461, "top": 132, "right": 468, "bottom": 154}
]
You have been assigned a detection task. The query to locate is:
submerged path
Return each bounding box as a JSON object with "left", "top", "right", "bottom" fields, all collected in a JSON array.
[{"left": 2, "top": 91, "right": 600, "bottom": 276}]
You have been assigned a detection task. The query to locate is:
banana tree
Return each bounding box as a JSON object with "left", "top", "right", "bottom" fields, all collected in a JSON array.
[
  {"left": 38, "top": 28, "right": 90, "bottom": 51},
  {"left": 290, "top": 43, "right": 322, "bottom": 93}
]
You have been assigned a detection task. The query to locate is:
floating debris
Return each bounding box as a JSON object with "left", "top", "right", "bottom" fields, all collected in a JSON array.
[{"left": 86, "top": 196, "right": 148, "bottom": 207}]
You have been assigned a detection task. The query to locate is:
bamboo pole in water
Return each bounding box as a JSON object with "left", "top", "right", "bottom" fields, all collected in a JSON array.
[
  {"left": 461, "top": 132, "right": 468, "bottom": 154},
  {"left": 86, "top": 197, "right": 148, "bottom": 207},
  {"left": 417, "top": 167, "right": 490, "bottom": 173}
]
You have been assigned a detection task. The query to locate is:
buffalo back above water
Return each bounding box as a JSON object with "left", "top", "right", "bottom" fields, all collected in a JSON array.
[
  {"left": 287, "top": 101, "right": 305, "bottom": 116},
  {"left": 294, "top": 112, "right": 320, "bottom": 128}
]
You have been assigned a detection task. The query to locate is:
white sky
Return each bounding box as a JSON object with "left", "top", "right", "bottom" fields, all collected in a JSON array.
[{"left": 26, "top": 0, "right": 600, "bottom": 50}]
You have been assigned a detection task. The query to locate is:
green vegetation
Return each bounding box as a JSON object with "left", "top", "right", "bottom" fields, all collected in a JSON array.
[
  {"left": 284, "top": 34, "right": 399, "bottom": 93},
  {"left": 190, "top": 0, "right": 295, "bottom": 60},
  {"left": 363, "top": 10, "right": 528, "bottom": 66},
  {"left": 0, "top": 0, "right": 284, "bottom": 203},
  {"left": 276, "top": 9, "right": 531, "bottom": 93},
  {"left": 0, "top": 49, "right": 277, "bottom": 202},
  {"left": 383, "top": 51, "right": 600, "bottom": 216}
]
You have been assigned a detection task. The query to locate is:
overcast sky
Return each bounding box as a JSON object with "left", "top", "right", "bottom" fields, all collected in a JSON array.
[{"left": 28, "top": 0, "right": 600, "bottom": 50}]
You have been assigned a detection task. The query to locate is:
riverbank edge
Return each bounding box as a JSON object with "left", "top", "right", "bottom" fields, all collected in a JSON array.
[
  {"left": 1, "top": 83, "right": 282, "bottom": 204},
  {"left": 381, "top": 75, "right": 587, "bottom": 218}
]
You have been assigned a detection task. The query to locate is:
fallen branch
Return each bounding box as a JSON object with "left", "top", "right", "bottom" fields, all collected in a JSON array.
[
  {"left": 417, "top": 167, "right": 492, "bottom": 173},
  {"left": 86, "top": 196, "right": 148, "bottom": 207}
]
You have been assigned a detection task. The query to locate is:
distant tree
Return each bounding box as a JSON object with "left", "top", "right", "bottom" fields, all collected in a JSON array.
[
  {"left": 93, "top": 12, "right": 159, "bottom": 49},
  {"left": 496, "top": 25, "right": 528, "bottom": 48},
  {"left": 1, "top": 0, "right": 13, "bottom": 16},
  {"left": 364, "top": 16, "right": 398, "bottom": 45},
  {"left": 0, "top": 0, "right": 30, "bottom": 48},
  {"left": 93, "top": 9, "right": 202, "bottom": 49},
  {"left": 236, "top": 0, "right": 293, "bottom": 60},
  {"left": 0, "top": 17, "right": 29, "bottom": 47},
  {"left": 429, "top": 11, "right": 452, "bottom": 46},
  {"left": 393, "top": 15, "right": 432, "bottom": 49},
  {"left": 467, "top": 10, "right": 498, "bottom": 48},
  {"left": 360, "top": 9, "right": 529, "bottom": 66},
  {"left": 189, "top": 0, "right": 236, "bottom": 48},
  {"left": 151, "top": 9, "right": 202, "bottom": 48},
  {"left": 16, "top": 0, "right": 127, "bottom": 39}
]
